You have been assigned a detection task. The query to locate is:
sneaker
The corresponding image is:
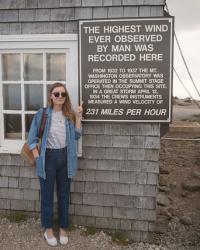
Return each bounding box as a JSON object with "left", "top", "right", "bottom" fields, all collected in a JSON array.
[
  {"left": 44, "top": 231, "right": 58, "bottom": 246},
  {"left": 59, "top": 235, "right": 68, "bottom": 245}
]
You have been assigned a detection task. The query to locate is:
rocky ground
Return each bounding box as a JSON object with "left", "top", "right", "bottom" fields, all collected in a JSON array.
[
  {"left": 0, "top": 136, "right": 199, "bottom": 250},
  {"left": 155, "top": 138, "right": 200, "bottom": 250}
]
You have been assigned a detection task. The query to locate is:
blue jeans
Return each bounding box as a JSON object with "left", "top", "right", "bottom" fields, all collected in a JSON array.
[{"left": 39, "top": 147, "right": 70, "bottom": 229}]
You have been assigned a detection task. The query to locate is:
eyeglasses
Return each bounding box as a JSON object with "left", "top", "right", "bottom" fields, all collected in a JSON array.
[{"left": 52, "top": 92, "right": 66, "bottom": 98}]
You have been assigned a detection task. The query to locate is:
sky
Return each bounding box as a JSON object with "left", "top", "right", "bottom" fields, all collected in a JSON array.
[{"left": 167, "top": 0, "right": 200, "bottom": 100}]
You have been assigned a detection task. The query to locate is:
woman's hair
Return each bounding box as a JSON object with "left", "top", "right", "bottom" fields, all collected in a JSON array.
[{"left": 48, "top": 82, "right": 76, "bottom": 123}]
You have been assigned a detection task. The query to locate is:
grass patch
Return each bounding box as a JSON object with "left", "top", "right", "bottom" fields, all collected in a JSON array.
[
  {"left": 67, "top": 223, "right": 76, "bottom": 231},
  {"left": 193, "top": 114, "right": 200, "bottom": 121},
  {"left": 76, "top": 225, "right": 131, "bottom": 245},
  {"left": 181, "top": 114, "right": 200, "bottom": 122},
  {"left": 105, "top": 230, "right": 130, "bottom": 245},
  {"left": 2, "top": 212, "right": 28, "bottom": 223},
  {"left": 81, "top": 225, "right": 98, "bottom": 236},
  {"left": 180, "top": 118, "right": 191, "bottom": 121}
]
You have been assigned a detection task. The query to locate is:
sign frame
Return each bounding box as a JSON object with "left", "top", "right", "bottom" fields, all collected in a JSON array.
[{"left": 79, "top": 17, "right": 174, "bottom": 123}]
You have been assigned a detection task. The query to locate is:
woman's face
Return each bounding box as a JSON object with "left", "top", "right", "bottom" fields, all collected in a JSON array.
[{"left": 51, "top": 86, "right": 66, "bottom": 106}]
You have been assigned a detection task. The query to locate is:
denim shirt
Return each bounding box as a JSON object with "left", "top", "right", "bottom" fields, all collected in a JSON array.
[{"left": 27, "top": 107, "right": 82, "bottom": 179}]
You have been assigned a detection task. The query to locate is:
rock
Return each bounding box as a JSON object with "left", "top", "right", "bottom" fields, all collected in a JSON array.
[
  {"left": 159, "top": 175, "right": 169, "bottom": 187},
  {"left": 170, "top": 182, "right": 177, "bottom": 189},
  {"left": 168, "top": 217, "right": 179, "bottom": 231},
  {"left": 182, "top": 180, "right": 200, "bottom": 192},
  {"left": 157, "top": 215, "right": 170, "bottom": 225},
  {"left": 180, "top": 216, "right": 192, "bottom": 225},
  {"left": 159, "top": 186, "right": 170, "bottom": 193},
  {"left": 171, "top": 216, "right": 180, "bottom": 223},
  {"left": 181, "top": 190, "right": 189, "bottom": 197},
  {"left": 157, "top": 193, "right": 170, "bottom": 207},
  {"left": 160, "top": 167, "right": 170, "bottom": 174},
  {"left": 168, "top": 207, "right": 178, "bottom": 216},
  {"left": 192, "top": 170, "right": 200, "bottom": 179},
  {"left": 154, "top": 222, "right": 167, "bottom": 234},
  {"left": 158, "top": 206, "right": 173, "bottom": 219}
]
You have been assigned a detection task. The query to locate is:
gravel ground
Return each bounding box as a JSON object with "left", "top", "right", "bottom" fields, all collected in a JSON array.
[
  {"left": 0, "top": 217, "right": 160, "bottom": 250},
  {"left": 0, "top": 216, "right": 199, "bottom": 250}
]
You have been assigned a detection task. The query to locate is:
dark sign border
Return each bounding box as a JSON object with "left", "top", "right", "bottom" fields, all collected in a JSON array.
[{"left": 79, "top": 17, "right": 174, "bottom": 123}]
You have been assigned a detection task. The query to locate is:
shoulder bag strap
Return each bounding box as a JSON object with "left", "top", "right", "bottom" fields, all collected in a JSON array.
[{"left": 38, "top": 108, "right": 47, "bottom": 139}]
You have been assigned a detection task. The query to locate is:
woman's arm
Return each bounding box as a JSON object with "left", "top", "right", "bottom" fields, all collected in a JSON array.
[
  {"left": 75, "top": 115, "right": 82, "bottom": 129},
  {"left": 75, "top": 101, "right": 83, "bottom": 129},
  {"left": 27, "top": 109, "right": 43, "bottom": 157}
]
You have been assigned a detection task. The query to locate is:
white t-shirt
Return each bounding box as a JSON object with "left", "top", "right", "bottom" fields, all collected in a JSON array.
[{"left": 46, "top": 110, "right": 66, "bottom": 149}]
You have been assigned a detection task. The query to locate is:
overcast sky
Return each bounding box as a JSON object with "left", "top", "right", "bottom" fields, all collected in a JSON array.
[{"left": 167, "top": 0, "right": 200, "bottom": 100}]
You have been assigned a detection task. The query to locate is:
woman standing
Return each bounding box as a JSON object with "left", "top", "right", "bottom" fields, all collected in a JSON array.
[{"left": 28, "top": 82, "right": 82, "bottom": 246}]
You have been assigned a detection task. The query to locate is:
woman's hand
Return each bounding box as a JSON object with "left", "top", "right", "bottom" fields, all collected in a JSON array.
[
  {"left": 75, "top": 101, "right": 83, "bottom": 129},
  {"left": 76, "top": 101, "right": 83, "bottom": 119},
  {"left": 32, "top": 147, "right": 39, "bottom": 158}
]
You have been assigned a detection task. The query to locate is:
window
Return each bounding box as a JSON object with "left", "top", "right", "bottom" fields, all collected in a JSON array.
[{"left": 0, "top": 34, "right": 80, "bottom": 154}]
